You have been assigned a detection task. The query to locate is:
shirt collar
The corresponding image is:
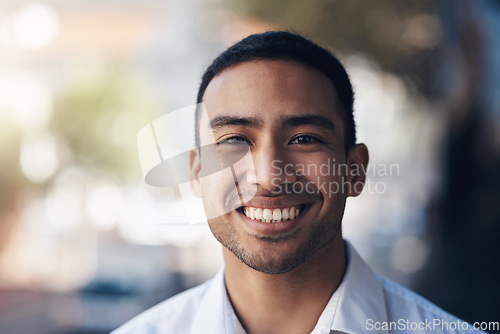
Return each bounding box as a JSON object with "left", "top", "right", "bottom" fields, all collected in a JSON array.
[
  {"left": 191, "top": 240, "right": 389, "bottom": 334},
  {"left": 191, "top": 266, "right": 246, "bottom": 334},
  {"left": 190, "top": 267, "right": 227, "bottom": 334},
  {"left": 327, "top": 240, "right": 389, "bottom": 334}
]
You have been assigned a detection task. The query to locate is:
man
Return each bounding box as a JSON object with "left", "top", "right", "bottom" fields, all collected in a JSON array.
[{"left": 114, "top": 31, "right": 484, "bottom": 333}]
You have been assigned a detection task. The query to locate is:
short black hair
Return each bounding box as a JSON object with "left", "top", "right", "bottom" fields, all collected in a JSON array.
[{"left": 195, "top": 30, "right": 355, "bottom": 152}]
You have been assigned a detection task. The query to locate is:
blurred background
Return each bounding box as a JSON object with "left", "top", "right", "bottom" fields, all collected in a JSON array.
[{"left": 0, "top": 0, "right": 499, "bottom": 333}]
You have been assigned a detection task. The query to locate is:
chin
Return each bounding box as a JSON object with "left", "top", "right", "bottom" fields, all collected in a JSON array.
[
  {"left": 235, "top": 250, "right": 307, "bottom": 275},
  {"left": 227, "top": 236, "right": 327, "bottom": 275}
]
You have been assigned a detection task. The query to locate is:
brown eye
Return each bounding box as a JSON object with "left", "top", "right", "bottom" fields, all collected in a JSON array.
[{"left": 290, "top": 135, "right": 321, "bottom": 145}]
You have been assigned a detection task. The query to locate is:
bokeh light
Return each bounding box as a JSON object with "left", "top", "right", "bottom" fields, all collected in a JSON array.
[
  {"left": 0, "top": 2, "right": 60, "bottom": 50},
  {"left": 20, "top": 131, "right": 60, "bottom": 183}
]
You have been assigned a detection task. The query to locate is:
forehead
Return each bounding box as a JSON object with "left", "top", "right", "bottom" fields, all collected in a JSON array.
[{"left": 201, "top": 60, "right": 344, "bottom": 131}]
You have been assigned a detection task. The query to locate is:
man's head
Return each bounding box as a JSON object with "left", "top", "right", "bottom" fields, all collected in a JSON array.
[
  {"left": 190, "top": 31, "right": 368, "bottom": 275},
  {"left": 195, "top": 31, "right": 356, "bottom": 153}
]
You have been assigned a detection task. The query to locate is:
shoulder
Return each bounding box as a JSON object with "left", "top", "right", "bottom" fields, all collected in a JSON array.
[
  {"left": 377, "top": 275, "right": 485, "bottom": 333},
  {"left": 378, "top": 275, "right": 452, "bottom": 320},
  {"left": 111, "top": 279, "right": 213, "bottom": 334}
]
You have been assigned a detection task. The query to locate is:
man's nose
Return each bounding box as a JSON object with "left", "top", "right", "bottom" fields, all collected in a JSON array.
[{"left": 246, "top": 145, "right": 297, "bottom": 191}]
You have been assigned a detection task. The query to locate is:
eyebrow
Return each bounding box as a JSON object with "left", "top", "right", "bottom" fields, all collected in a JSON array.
[
  {"left": 280, "top": 115, "right": 335, "bottom": 130},
  {"left": 208, "top": 115, "right": 263, "bottom": 130},
  {"left": 207, "top": 114, "right": 335, "bottom": 131}
]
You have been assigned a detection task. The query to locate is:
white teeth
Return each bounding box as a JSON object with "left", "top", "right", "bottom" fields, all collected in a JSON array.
[
  {"left": 242, "top": 205, "right": 302, "bottom": 223},
  {"left": 248, "top": 207, "right": 255, "bottom": 220},
  {"left": 263, "top": 209, "right": 273, "bottom": 221},
  {"left": 282, "top": 208, "right": 289, "bottom": 220},
  {"left": 272, "top": 209, "right": 281, "bottom": 221},
  {"left": 255, "top": 208, "right": 263, "bottom": 220}
]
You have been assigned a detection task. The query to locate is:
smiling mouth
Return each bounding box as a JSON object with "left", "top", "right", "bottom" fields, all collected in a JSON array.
[{"left": 239, "top": 205, "right": 304, "bottom": 223}]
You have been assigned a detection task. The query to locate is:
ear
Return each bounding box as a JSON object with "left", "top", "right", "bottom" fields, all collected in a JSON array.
[
  {"left": 189, "top": 148, "right": 203, "bottom": 198},
  {"left": 346, "top": 144, "right": 369, "bottom": 197}
]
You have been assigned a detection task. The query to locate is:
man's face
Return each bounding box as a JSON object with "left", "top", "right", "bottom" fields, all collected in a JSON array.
[{"left": 191, "top": 60, "right": 366, "bottom": 274}]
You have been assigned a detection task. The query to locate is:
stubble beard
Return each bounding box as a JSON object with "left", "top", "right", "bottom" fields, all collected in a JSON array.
[{"left": 208, "top": 205, "right": 344, "bottom": 275}]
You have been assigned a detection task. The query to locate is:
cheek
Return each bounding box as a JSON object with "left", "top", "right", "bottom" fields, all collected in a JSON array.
[
  {"left": 294, "top": 155, "right": 342, "bottom": 179},
  {"left": 199, "top": 166, "right": 240, "bottom": 215},
  {"left": 294, "top": 155, "right": 348, "bottom": 198}
]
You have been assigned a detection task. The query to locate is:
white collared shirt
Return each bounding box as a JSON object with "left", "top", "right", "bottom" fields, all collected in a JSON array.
[{"left": 112, "top": 241, "right": 485, "bottom": 334}]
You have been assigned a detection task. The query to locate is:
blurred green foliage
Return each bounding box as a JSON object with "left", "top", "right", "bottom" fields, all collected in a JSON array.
[
  {"left": 0, "top": 65, "right": 157, "bottom": 249},
  {"left": 50, "top": 66, "right": 157, "bottom": 181}
]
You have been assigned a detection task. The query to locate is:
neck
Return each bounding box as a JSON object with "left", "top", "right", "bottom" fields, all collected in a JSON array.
[{"left": 223, "top": 236, "right": 346, "bottom": 334}]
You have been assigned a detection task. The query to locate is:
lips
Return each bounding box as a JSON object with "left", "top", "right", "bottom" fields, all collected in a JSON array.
[{"left": 242, "top": 206, "right": 303, "bottom": 223}]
